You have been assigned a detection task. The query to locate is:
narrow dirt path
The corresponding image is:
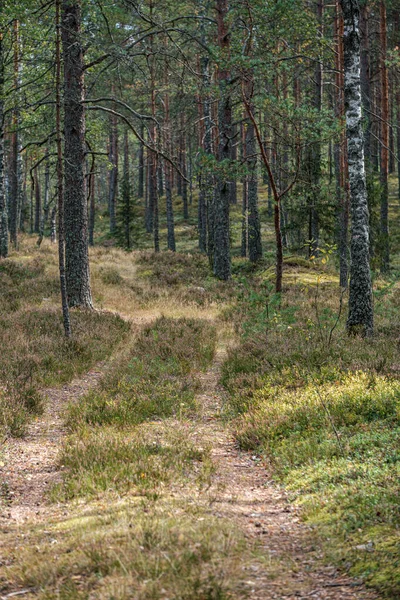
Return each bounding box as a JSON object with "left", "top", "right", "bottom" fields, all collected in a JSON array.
[
  {"left": 194, "top": 340, "right": 378, "bottom": 600},
  {"left": 0, "top": 364, "right": 106, "bottom": 524},
  {"left": 0, "top": 318, "right": 379, "bottom": 599},
  {"left": 0, "top": 313, "right": 154, "bottom": 526}
]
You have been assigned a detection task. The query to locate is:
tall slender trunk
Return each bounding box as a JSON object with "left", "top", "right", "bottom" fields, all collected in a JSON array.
[
  {"left": 37, "top": 153, "right": 50, "bottom": 245},
  {"left": 181, "top": 116, "right": 189, "bottom": 219},
  {"left": 0, "top": 26, "right": 8, "bottom": 258},
  {"left": 50, "top": 206, "right": 57, "bottom": 244},
  {"left": 122, "top": 129, "right": 131, "bottom": 249},
  {"left": 241, "top": 120, "right": 248, "bottom": 257},
  {"left": 246, "top": 109, "right": 262, "bottom": 262},
  {"left": 62, "top": 0, "right": 93, "bottom": 309},
  {"left": 198, "top": 37, "right": 212, "bottom": 254},
  {"left": 149, "top": 14, "right": 159, "bottom": 253},
  {"left": 308, "top": 0, "right": 323, "bottom": 257},
  {"left": 397, "top": 86, "right": 400, "bottom": 200},
  {"left": 56, "top": 0, "right": 71, "bottom": 336},
  {"left": 138, "top": 122, "right": 144, "bottom": 198},
  {"left": 108, "top": 96, "right": 118, "bottom": 234},
  {"left": 164, "top": 73, "right": 176, "bottom": 252},
  {"left": 34, "top": 167, "right": 41, "bottom": 234},
  {"left": 230, "top": 122, "right": 237, "bottom": 205},
  {"left": 336, "top": 0, "right": 349, "bottom": 287},
  {"left": 9, "top": 20, "right": 22, "bottom": 248},
  {"left": 341, "top": 0, "right": 373, "bottom": 336},
  {"left": 379, "top": 0, "right": 389, "bottom": 273},
  {"left": 213, "top": 0, "right": 231, "bottom": 280},
  {"left": 89, "top": 169, "right": 95, "bottom": 246}
]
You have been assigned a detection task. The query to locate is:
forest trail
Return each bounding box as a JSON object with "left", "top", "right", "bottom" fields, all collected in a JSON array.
[
  {"left": 0, "top": 315, "right": 378, "bottom": 599},
  {"left": 0, "top": 313, "right": 155, "bottom": 525},
  {"left": 0, "top": 365, "right": 106, "bottom": 524},
  {"left": 193, "top": 337, "right": 378, "bottom": 600}
]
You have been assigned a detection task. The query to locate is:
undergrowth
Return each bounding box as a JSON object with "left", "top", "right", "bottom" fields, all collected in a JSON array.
[
  {"left": 67, "top": 316, "right": 216, "bottom": 428},
  {"left": 222, "top": 273, "right": 400, "bottom": 597},
  {"left": 0, "top": 256, "right": 129, "bottom": 437}
]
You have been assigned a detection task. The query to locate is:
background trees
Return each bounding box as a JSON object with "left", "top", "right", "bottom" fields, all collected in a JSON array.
[{"left": 0, "top": 0, "right": 399, "bottom": 333}]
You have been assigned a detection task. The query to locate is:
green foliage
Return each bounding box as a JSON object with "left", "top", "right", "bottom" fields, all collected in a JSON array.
[{"left": 222, "top": 275, "right": 400, "bottom": 597}]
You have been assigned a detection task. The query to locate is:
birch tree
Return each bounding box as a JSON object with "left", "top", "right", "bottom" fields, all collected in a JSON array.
[{"left": 340, "top": 0, "right": 373, "bottom": 336}]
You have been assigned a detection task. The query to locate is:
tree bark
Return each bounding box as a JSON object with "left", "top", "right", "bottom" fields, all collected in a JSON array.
[
  {"left": 164, "top": 76, "right": 176, "bottom": 252},
  {"left": 0, "top": 26, "right": 8, "bottom": 258},
  {"left": 34, "top": 167, "right": 41, "bottom": 234},
  {"left": 56, "top": 0, "right": 71, "bottom": 336},
  {"left": 379, "top": 0, "right": 389, "bottom": 273},
  {"left": 89, "top": 170, "right": 95, "bottom": 246},
  {"left": 213, "top": 0, "right": 231, "bottom": 280},
  {"left": 138, "top": 123, "right": 144, "bottom": 198},
  {"left": 246, "top": 119, "right": 262, "bottom": 262},
  {"left": 341, "top": 0, "right": 373, "bottom": 336},
  {"left": 62, "top": 0, "right": 93, "bottom": 309},
  {"left": 9, "top": 19, "right": 22, "bottom": 249},
  {"left": 108, "top": 96, "right": 118, "bottom": 234}
]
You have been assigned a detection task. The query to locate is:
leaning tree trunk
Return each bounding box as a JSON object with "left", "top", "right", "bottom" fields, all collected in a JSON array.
[
  {"left": 379, "top": 0, "right": 389, "bottom": 273},
  {"left": 62, "top": 0, "right": 93, "bottom": 309},
  {"left": 213, "top": 0, "right": 231, "bottom": 281},
  {"left": 341, "top": 0, "right": 373, "bottom": 336},
  {"left": 0, "top": 25, "right": 8, "bottom": 258}
]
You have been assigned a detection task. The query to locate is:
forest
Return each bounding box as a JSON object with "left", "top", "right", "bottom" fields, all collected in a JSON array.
[{"left": 0, "top": 0, "right": 400, "bottom": 598}]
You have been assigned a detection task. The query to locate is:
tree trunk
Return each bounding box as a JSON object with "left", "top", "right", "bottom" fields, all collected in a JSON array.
[
  {"left": 89, "top": 170, "right": 95, "bottom": 246},
  {"left": 213, "top": 0, "right": 231, "bottom": 280},
  {"left": 164, "top": 80, "right": 176, "bottom": 252},
  {"left": 181, "top": 118, "right": 189, "bottom": 219},
  {"left": 241, "top": 121, "right": 248, "bottom": 257},
  {"left": 50, "top": 206, "right": 57, "bottom": 244},
  {"left": 341, "top": 0, "right": 373, "bottom": 336},
  {"left": 37, "top": 154, "right": 50, "bottom": 245},
  {"left": 0, "top": 26, "right": 8, "bottom": 258},
  {"left": 108, "top": 100, "right": 118, "bottom": 234},
  {"left": 62, "top": 0, "right": 93, "bottom": 309},
  {"left": 138, "top": 123, "right": 144, "bottom": 198},
  {"left": 34, "top": 167, "right": 41, "bottom": 234},
  {"left": 9, "top": 20, "right": 22, "bottom": 249},
  {"left": 379, "top": 0, "right": 389, "bottom": 273},
  {"left": 246, "top": 119, "right": 262, "bottom": 262},
  {"left": 56, "top": 0, "right": 71, "bottom": 336}
]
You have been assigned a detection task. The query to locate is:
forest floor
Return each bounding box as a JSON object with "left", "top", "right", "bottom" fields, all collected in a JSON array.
[{"left": 0, "top": 241, "right": 383, "bottom": 599}]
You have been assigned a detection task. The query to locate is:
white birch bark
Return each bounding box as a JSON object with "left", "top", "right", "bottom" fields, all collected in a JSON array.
[{"left": 341, "top": 0, "right": 373, "bottom": 335}]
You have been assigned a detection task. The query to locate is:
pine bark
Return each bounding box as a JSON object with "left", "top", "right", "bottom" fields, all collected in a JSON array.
[
  {"left": 341, "top": 0, "right": 373, "bottom": 335},
  {"left": 9, "top": 20, "right": 22, "bottom": 248},
  {"left": 164, "top": 79, "right": 176, "bottom": 252},
  {"left": 62, "top": 0, "right": 93, "bottom": 309},
  {"left": 34, "top": 167, "right": 41, "bottom": 234},
  {"left": 0, "top": 26, "right": 8, "bottom": 258},
  {"left": 246, "top": 119, "right": 262, "bottom": 262},
  {"left": 213, "top": 0, "right": 231, "bottom": 280},
  {"left": 379, "top": 0, "right": 389, "bottom": 273},
  {"left": 56, "top": 0, "right": 71, "bottom": 336},
  {"left": 108, "top": 100, "right": 118, "bottom": 234}
]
